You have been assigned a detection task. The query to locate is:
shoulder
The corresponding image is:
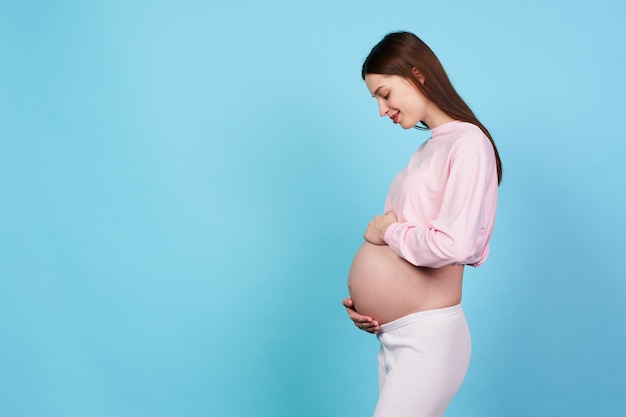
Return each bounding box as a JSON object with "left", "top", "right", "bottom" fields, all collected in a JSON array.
[
  {"left": 432, "top": 121, "right": 484, "bottom": 143},
  {"left": 443, "top": 122, "right": 492, "bottom": 157},
  {"left": 448, "top": 121, "right": 487, "bottom": 143}
]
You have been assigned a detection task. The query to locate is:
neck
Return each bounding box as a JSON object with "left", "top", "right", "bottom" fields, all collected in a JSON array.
[{"left": 423, "top": 104, "right": 455, "bottom": 129}]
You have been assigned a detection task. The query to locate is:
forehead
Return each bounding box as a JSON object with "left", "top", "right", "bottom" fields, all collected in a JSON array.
[{"left": 364, "top": 73, "right": 399, "bottom": 95}]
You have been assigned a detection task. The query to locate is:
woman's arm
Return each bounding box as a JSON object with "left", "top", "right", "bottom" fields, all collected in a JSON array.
[{"left": 384, "top": 138, "right": 497, "bottom": 267}]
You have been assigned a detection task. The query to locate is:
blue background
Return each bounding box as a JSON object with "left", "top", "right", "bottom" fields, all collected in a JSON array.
[{"left": 1, "top": 1, "right": 625, "bottom": 416}]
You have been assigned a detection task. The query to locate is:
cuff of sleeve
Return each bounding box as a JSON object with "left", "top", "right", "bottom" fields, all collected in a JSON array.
[{"left": 384, "top": 222, "right": 401, "bottom": 245}]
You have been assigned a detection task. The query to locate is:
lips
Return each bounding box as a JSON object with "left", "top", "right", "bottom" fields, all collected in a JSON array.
[{"left": 390, "top": 112, "right": 400, "bottom": 124}]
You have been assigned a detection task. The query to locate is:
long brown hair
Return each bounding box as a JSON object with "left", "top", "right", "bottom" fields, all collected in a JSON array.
[{"left": 362, "top": 31, "right": 502, "bottom": 185}]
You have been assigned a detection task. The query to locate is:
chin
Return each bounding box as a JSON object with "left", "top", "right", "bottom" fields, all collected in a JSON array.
[{"left": 400, "top": 118, "right": 419, "bottom": 129}]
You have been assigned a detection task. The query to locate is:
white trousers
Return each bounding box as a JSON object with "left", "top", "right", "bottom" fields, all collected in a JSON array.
[{"left": 374, "top": 304, "right": 471, "bottom": 417}]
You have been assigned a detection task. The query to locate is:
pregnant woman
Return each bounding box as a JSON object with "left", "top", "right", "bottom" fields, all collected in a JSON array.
[{"left": 343, "top": 32, "right": 502, "bottom": 417}]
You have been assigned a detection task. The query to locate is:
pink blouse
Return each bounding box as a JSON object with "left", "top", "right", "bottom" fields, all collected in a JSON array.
[{"left": 383, "top": 121, "right": 498, "bottom": 268}]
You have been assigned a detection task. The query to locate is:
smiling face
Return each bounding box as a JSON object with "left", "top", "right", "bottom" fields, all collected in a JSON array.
[{"left": 364, "top": 73, "right": 452, "bottom": 130}]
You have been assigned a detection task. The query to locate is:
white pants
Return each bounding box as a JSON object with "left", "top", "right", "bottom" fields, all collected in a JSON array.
[{"left": 374, "top": 304, "right": 471, "bottom": 417}]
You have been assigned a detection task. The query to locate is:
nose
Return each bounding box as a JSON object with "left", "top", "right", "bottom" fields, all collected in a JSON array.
[{"left": 378, "top": 101, "right": 389, "bottom": 117}]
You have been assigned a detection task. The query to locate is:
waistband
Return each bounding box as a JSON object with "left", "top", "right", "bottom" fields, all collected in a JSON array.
[{"left": 379, "top": 304, "right": 464, "bottom": 333}]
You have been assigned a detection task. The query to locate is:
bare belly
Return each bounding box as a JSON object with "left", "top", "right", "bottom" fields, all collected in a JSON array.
[{"left": 347, "top": 241, "right": 464, "bottom": 324}]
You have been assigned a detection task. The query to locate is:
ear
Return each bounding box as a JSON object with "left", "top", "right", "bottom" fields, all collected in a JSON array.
[{"left": 412, "top": 67, "right": 425, "bottom": 85}]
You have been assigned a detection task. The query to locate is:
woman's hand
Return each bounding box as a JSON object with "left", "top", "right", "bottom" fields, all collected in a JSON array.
[
  {"left": 342, "top": 297, "right": 380, "bottom": 334},
  {"left": 364, "top": 212, "right": 398, "bottom": 245}
]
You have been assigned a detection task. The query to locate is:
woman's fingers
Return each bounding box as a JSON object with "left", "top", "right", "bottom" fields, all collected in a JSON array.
[{"left": 343, "top": 297, "right": 380, "bottom": 334}]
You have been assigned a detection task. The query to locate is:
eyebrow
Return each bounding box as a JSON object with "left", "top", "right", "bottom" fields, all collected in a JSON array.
[{"left": 372, "top": 85, "right": 385, "bottom": 98}]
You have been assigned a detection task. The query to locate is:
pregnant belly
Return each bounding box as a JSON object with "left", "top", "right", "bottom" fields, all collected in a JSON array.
[{"left": 347, "top": 241, "right": 463, "bottom": 324}]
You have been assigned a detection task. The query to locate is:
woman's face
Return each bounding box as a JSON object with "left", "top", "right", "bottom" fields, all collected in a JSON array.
[{"left": 364, "top": 73, "right": 429, "bottom": 129}]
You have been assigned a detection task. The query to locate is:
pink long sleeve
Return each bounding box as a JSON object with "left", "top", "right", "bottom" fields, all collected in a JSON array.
[{"left": 382, "top": 121, "right": 498, "bottom": 268}]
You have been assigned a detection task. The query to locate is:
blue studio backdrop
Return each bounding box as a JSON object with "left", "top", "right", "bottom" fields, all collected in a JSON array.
[{"left": 1, "top": 1, "right": 625, "bottom": 416}]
